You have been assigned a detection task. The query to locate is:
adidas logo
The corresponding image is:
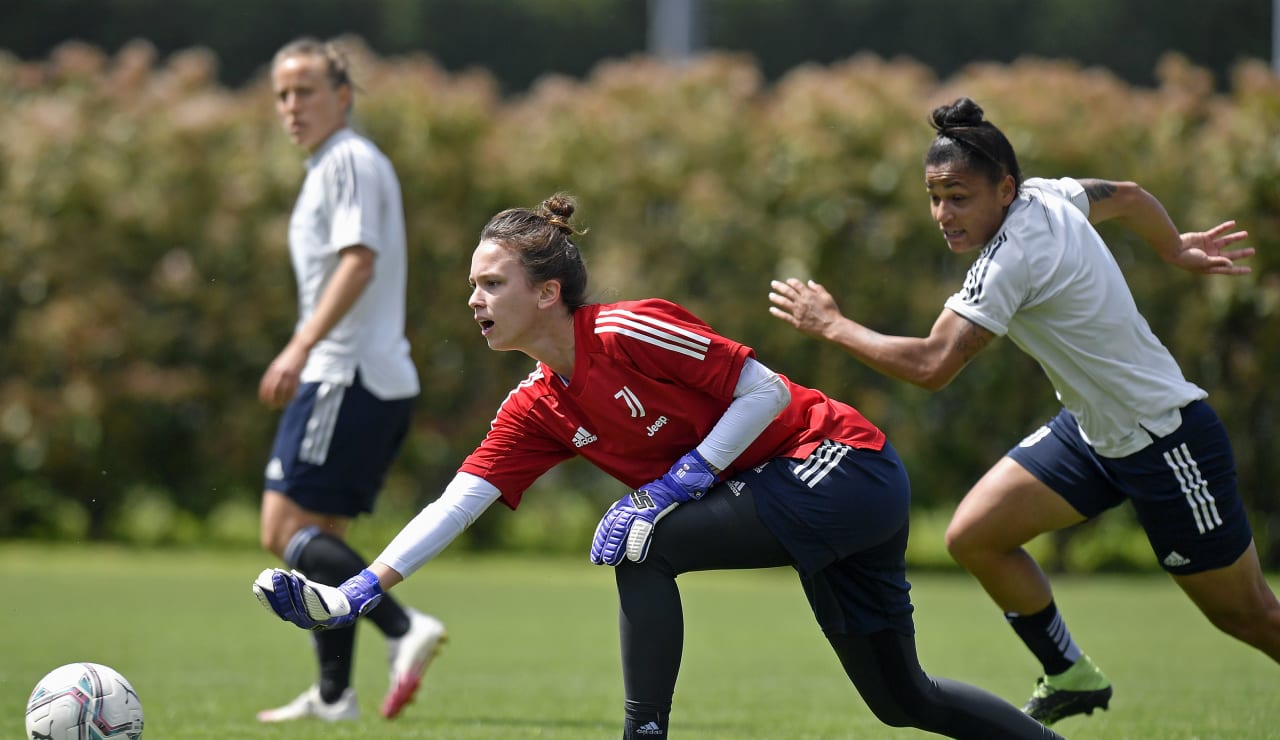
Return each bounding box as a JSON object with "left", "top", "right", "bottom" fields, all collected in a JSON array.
[
  {"left": 727, "top": 479, "right": 746, "bottom": 496},
  {"left": 572, "top": 426, "right": 598, "bottom": 448},
  {"left": 635, "top": 721, "right": 663, "bottom": 735},
  {"left": 265, "top": 457, "right": 285, "bottom": 480},
  {"left": 1163, "top": 551, "right": 1191, "bottom": 567}
]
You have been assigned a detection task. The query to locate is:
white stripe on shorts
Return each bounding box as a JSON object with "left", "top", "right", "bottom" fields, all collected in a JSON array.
[
  {"left": 792, "top": 439, "right": 850, "bottom": 488},
  {"left": 299, "top": 382, "right": 346, "bottom": 466},
  {"left": 1163, "top": 442, "right": 1221, "bottom": 535}
]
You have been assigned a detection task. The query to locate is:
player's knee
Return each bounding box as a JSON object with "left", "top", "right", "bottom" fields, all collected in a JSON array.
[
  {"left": 635, "top": 540, "right": 692, "bottom": 578},
  {"left": 259, "top": 535, "right": 281, "bottom": 558},
  {"left": 942, "top": 525, "right": 963, "bottom": 557},
  {"left": 943, "top": 521, "right": 980, "bottom": 566},
  {"left": 859, "top": 688, "right": 934, "bottom": 730},
  {"left": 615, "top": 554, "right": 678, "bottom": 584},
  {"left": 863, "top": 701, "right": 914, "bottom": 729},
  {"left": 259, "top": 528, "right": 288, "bottom": 559}
]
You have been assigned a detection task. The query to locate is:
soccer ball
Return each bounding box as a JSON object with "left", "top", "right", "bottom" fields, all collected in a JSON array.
[{"left": 24, "top": 663, "right": 144, "bottom": 740}]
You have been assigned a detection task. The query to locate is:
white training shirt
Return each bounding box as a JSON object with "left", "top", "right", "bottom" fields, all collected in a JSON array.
[
  {"left": 943, "top": 176, "right": 1206, "bottom": 458},
  {"left": 289, "top": 127, "right": 419, "bottom": 399}
]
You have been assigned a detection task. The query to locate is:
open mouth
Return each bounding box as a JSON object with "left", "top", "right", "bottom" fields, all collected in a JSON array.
[{"left": 478, "top": 319, "right": 494, "bottom": 334}]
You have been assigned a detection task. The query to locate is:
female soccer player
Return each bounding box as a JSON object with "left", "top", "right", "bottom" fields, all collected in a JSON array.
[
  {"left": 255, "top": 193, "right": 1063, "bottom": 739},
  {"left": 769, "top": 97, "right": 1280, "bottom": 726},
  {"left": 254, "top": 37, "right": 445, "bottom": 723}
]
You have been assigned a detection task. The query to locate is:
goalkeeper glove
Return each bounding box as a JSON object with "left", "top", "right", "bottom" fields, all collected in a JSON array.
[
  {"left": 252, "top": 567, "right": 384, "bottom": 630},
  {"left": 590, "top": 449, "right": 718, "bottom": 566}
]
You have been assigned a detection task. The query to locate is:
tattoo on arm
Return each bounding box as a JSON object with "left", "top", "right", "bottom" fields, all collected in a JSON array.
[
  {"left": 1080, "top": 179, "right": 1117, "bottom": 204},
  {"left": 955, "top": 320, "right": 994, "bottom": 362}
]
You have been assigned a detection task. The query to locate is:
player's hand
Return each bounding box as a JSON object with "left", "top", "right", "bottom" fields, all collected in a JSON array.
[
  {"left": 768, "top": 278, "right": 845, "bottom": 339},
  {"left": 252, "top": 567, "right": 383, "bottom": 630},
  {"left": 257, "top": 342, "right": 309, "bottom": 408},
  {"left": 590, "top": 450, "right": 718, "bottom": 566},
  {"left": 1173, "top": 220, "right": 1253, "bottom": 276}
]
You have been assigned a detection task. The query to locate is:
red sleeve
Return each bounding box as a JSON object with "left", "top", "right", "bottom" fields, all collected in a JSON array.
[{"left": 457, "top": 369, "right": 575, "bottom": 509}]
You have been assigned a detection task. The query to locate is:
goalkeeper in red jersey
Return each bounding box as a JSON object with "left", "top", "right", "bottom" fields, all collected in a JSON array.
[{"left": 256, "top": 192, "right": 1062, "bottom": 740}]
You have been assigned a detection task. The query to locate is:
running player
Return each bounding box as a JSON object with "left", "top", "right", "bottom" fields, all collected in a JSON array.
[
  {"left": 769, "top": 96, "right": 1279, "bottom": 726},
  {"left": 254, "top": 192, "right": 1062, "bottom": 739}
]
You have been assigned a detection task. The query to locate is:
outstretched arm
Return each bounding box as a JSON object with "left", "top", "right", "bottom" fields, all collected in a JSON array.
[
  {"left": 373, "top": 473, "right": 501, "bottom": 579},
  {"left": 254, "top": 472, "right": 500, "bottom": 629},
  {"left": 768, "top": 278, "right": 994, "bottom": 391},
  {"left": 1078, "top": 179, "right": 1253, "bottom": 275}
]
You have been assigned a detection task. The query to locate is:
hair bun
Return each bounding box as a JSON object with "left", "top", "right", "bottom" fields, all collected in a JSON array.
[
  {"left": 929, "top": 97, "right": 985, "bottom": 133},
  {"left": 539, "top": 192, "right": 578, "bottom": 234}
]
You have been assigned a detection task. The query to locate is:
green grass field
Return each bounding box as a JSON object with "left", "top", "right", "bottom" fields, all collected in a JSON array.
[{"left": 2, "top": 544, "right": 1275, "bottom": 739}]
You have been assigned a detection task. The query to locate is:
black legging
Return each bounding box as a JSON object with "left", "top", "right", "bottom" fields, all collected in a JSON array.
[{"left": 614, "top": 484, "right": 1063, "bottom": 740}]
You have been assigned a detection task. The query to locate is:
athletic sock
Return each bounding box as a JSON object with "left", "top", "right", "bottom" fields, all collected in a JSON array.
[
  {"left": 315, "top": 627, "right": 356, "bottom": 703},
  {"left": 1005, "top": 600, "right": 1080, "bottom": 676},
  {"left": 284, "top": 526, "right": 411, "bottom": 637},
  {"left": 623, "top": 701, "right": 669, "bottom": 739}
]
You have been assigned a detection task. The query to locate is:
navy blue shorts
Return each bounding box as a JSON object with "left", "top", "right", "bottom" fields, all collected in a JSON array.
[
  {"left": 1007, "top": 400, "right": 1252, "bottom": 575},
  {"left": 739, "top": 440, "right": 915, "bottom": 636},
  {"left": 265, "top": 373, "right": 413, "bottom": 517}
]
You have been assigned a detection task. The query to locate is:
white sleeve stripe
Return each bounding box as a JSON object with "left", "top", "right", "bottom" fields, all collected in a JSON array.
[
  {"left": 595, "top": 312, "right": 711, "bottom": 360},
  {"left": 594, "top": 326, "right": 707, "bottom": 360},
  {"left": 597, "top": 309, "right": 712, "bottom": 347},
  {"left": 346, "top": 149, "right": 359, "bottom": 205},
  {"left": 594, "top": 316, "right": 708, "bottom": 352},
  {"left": 328, "top": 145, "right": 360, "bottom": 211}
]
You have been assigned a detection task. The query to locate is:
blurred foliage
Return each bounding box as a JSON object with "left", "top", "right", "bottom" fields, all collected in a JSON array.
[
  {"left": 1, "top": 40, "right": 1278, "bottom": 571},
  {"left": 0, "top": 0, "right": 1267, "bottom": 93}
]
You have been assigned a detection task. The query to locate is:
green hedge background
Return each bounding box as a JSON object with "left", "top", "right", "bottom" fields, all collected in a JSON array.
[
  {"left": 2, "top": 0, "right": 1267, "bottom": 92},
  {"left": 2, "top": 39, "right": 1278, "bottom": 570}
]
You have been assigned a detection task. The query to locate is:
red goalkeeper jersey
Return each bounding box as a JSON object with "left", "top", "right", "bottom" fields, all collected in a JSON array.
[{"left": 458, "top": 299, "right": 885, "bottom": 509}]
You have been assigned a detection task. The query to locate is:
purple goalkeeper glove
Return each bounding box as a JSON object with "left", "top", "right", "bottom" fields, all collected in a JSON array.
[
  {"left": 252, "top": 567, "right": 384, "bottom": 630},
  {"left": 590, "top": 449, "right": 719, "bottom": 566}
]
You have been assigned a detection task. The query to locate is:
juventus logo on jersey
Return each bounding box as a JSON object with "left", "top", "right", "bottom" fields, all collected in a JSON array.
[{"left": 614, "top": 386, "right": 646, "bottom": 418}]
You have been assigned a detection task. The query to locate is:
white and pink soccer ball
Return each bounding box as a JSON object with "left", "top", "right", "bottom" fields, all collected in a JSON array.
[{"left": 24, "top": 662, "right": 144, "bottom": 740}]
